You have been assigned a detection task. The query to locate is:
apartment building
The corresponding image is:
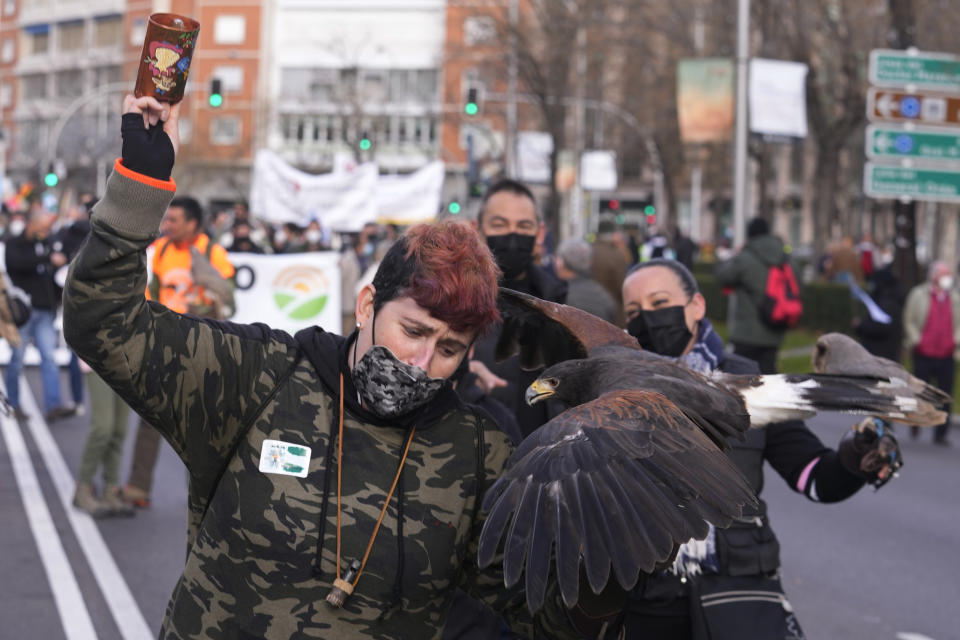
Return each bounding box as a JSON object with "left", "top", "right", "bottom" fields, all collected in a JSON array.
[
  {"left": 264, "top": 0, "right": 445, "bottom": 174},
  {"left": 3, "top": 0, "right": 126, "bottom": 193},
  {"left": 0, "top": 0, "right": 260, "bottom": 208}
]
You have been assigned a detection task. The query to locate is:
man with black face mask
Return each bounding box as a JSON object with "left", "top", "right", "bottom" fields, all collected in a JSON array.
[{"left": 470, "top": 179, "right": 567, "bottom": 438}]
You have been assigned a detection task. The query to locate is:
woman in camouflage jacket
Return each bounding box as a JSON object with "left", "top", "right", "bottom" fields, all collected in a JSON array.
[{"left": 63, "top": 95, "right": 623, "bottom": 640}]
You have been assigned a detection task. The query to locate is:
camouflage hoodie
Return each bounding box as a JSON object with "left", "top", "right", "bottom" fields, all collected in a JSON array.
[{"left": 63, "top": 163, "right": 584, "bottom": 639}]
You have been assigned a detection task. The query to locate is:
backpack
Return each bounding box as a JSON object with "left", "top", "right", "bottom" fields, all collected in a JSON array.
[
  {"left": 1, "top": 274, "right": 31, "bottom": 327},
  {"left": 749, "top": 249, "right": 803, "bottom": 329}
]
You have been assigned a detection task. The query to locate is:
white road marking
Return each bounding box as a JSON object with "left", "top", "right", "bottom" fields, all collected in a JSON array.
[
  {"left": 896, "top": 633, "right": 937, "bottom": 640},
  {"left": 0, "top": 399, "right": 98, "bottom": 640},
  {"left": 20, "top": 379, "right": 154, "bottom": 640}
]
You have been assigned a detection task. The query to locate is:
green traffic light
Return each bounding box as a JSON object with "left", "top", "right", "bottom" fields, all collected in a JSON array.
[
  {"left": 44, "top": 173, "right": 58, "bottom": 187},
  {"left": 644, "top": 204, "right": 656, "bottom": 215},
  {"left": 209, "top": 93, "right": 223, "bottom": 108},
  {"left": 448, "top": 202, "right": 462, "bottom": 214},
  {"left": 359, "top": 138, "right": 372, "bottom": 151},
  {"left": 464, "top": 103, "right": 479, "bottom": 116}
]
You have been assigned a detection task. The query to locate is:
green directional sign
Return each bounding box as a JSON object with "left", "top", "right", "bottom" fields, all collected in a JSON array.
[
  {"left": 865, "top": 162, "right": 960, "bottom": 203},
  {"left": 869, "top": 49, "right": 960, "bottom": 91},
  {"left": 867, "top": 125, "right": 960, "bottom": 161}
]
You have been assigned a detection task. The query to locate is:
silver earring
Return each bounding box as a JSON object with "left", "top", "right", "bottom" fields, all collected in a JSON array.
[{"left": 356, "top": 321, "right": 363, "bottom": 329}]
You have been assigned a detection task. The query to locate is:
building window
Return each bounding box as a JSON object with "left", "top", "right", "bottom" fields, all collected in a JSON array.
[
  {"left": 0, "top": 82, "right": 11, "bottom": 108},
  {"left": 416, "top": 69, "right": 438, "bottom": 102},
  {"left": 213, "top": 15, "right": 245, "bottom": 45},
  {"left": 130, "top": 18, "right": 146, "bottom": 47},
  {"left": 280, "top": 67, "right": 336, "bottom": 102},
  {"left": 21, "top": 73, "right": 47, "bottom": 99},
  {"left": 386, "top": 69, "right": 437, "bottom": 104},
  {"left": 55, "top": 69, "right": 84, "bottom": 97},
  {"left": 93, "top": 65, "right": 122, "bottom": 87},
  {"left": 1, "top": 38, "right": 14, "bottom": 63},
  {"left": 3, "top": 0, "right": 15, "bottom": 16},
  {"left": 213, "top": 65, "right": 243, "bottom": 93},
  {"left": 94, "top": 15, "right": 122, "bottom": 48},
  {"left": 361, "top": 70, "right": 388, "bottom": 103},
  {"left": 463, "top": 16, "right": 496, "bottom": 46},
  {"left": 211, "top": 116, "right": 240, "bottom": 145},
  {"left": 59, "top": 20, "right": 85, "bottom": 52},
  {"left": 23, "top": 25, "right": 50, "bottom": 55},
  {"left": 17, "top": 120, "right": 44, "bottom": 157},
  {"left": 179, "top": 117, "right": 193, "bottom": 144}
]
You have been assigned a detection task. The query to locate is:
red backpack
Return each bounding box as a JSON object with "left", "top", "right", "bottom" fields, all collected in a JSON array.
[{"left": 755, "top": 256, "right": 803, "bottom": 329}]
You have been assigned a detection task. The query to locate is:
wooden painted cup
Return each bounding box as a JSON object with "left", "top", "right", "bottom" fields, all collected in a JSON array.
[{"left": 134, "top": 13, "right": 200, "bottom": 104}]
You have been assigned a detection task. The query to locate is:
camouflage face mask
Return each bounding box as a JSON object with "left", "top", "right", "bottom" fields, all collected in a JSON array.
[{"left": 352, "top": 344, "right": 446, "bottom": 418}]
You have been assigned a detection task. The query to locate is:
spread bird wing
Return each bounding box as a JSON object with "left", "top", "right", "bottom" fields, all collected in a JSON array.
[
  {"left": 807, "top": 332, "right": 950, "bottom": 427},
  {"left": 813, "top": 332, "right": 952, "bottom": 407},
  {"left": 496, "top": 287, "right": 639, "bottom": 370},
  {"left": 477, "top": 389, "right": 757, "bottom": 613}
]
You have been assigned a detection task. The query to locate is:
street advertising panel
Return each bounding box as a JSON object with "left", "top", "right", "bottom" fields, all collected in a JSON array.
[{"left": 676, "top": 58, "right": 735, "bottom": 143}]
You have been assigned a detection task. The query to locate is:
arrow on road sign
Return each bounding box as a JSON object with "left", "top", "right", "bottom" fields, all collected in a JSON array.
[
  {"left": 866, "top": 124, "right": 960, "bottom": 161},
  {"left": 868, "top": 88, "right": 960, "bottom": 126}
]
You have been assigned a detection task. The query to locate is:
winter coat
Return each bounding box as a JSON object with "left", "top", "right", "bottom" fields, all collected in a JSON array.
[
  {"left": 472, "top": 265, "right": 567, "bottom": 438},
  {"left": 902, "top": 281, "right": 960, "bottom": 359},
  {"left": 63, "top": 164, "right": 588, "bottom": 640},
  {"left": 715, "top": 234, "right": 792, "bottom": 348}
]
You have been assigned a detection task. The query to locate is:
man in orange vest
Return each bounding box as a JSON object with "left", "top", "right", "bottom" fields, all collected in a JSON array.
[{"left": 122, "top": 196, "right": 235, "bottom": 508}]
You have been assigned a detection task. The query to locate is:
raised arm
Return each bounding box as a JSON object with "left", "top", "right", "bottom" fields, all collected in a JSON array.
[{"left": 63, "top": 96, "right": 298, "bottom": 483}]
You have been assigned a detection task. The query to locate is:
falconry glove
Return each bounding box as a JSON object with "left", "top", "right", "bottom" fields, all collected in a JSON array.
[
  {"left": 120, "top": 112, "right": 175, "bottom": 181},
  {"left": 838, "top": 417, "right": 902, "bottom": 489}
]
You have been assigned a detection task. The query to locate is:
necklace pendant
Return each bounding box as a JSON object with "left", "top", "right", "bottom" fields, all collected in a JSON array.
[{"left": 326, "top": 559, "right": 361, "bottom": 608}]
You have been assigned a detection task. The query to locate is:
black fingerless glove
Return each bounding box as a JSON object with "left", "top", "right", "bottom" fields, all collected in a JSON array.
[
  {"left": 120, "top": 113, "right": 175, "bottom": 181},
  {"left": 838, "top": 418, "right": 902, "bottom": 488}
]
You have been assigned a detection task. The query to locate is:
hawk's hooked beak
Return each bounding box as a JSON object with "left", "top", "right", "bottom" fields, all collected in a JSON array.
[{"left": 526, "top": 378, "right": 555, "bottom": 405}]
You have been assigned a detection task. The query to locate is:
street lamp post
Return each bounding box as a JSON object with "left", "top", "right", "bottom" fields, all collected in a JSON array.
[
  {"left": 732, "top": 0, "right": 751, "bottom": 246},
  {"left": 45, "top": 81, "right": 129, "bottom": 194}
]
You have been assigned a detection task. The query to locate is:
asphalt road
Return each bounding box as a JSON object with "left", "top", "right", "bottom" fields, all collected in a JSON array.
[{"left": 1, "top": 368, "right": 957, "bottom": 639}]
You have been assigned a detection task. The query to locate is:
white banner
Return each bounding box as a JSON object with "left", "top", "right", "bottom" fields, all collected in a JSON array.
[
  {"left": 230, "top": 251, "right": 342, "bottom": 336},
  {"left": 250, "top": 150, "right": 443, "bottom": 230},
  {"left": 749, "top": 58, "right": 809, "bottom": 138},
  {"left": 250, "top": 149, "right": 378, "bottom": 231},
  {"left": 376, "top": 160, "right": 444, "bottom": 225},
  {"left": 0, "top": 252, "right": 344, "bottom": 366},
  {"left": 580, "top": 150, "right": 618, "bottom": 191},
  {"left": 516, "top": 131, "right": 554, "bottom": 184}
]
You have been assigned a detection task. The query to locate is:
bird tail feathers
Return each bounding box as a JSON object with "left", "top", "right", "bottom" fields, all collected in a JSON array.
[{"left": 722, "top": 373, "right": 946, "bottom": 428}]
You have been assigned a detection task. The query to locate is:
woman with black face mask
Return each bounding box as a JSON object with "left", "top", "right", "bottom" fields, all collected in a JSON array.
[{"left": 620, "top": 259, "right": 902, "bottom": 640}]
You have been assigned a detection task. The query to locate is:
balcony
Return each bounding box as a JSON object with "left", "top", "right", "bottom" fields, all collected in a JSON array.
[
  {"left": 273, "top": 109, "right": 440, "bottom": 172},
  {"left": 20, "top": 0, "right": 124, "bottom": 25}
]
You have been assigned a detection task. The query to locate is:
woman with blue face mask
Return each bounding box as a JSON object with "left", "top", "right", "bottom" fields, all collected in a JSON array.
[{"left": 620, "top": 258, "right": 902, "bottom": 640}]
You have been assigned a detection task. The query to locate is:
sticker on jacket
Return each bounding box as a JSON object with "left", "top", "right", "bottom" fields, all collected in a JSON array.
[{"left": 259, "top": 439, "right": 311, "bottom": 478}]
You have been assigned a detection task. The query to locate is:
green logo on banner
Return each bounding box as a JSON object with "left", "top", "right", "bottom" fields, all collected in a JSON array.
[{"left": 272, "top": 266, "right": 330, "bottom": 321}]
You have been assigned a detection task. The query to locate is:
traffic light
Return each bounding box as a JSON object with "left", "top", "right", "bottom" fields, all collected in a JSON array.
[
  {"left": 359, "top": 131, "right": 372, "bottom": 151},
  {"left": 599, "top": 198, "right": 621, "bottom": 214},
  {"left": 209, "top": 78, "right": 223, "bottom": 108},
  {"left": 644, "top": 204, "right": 656, "bottom": 225},
  {"left": 448, "top": 200, "right": 462, "bottom": 215},
  {"left": 44, "top": 163, "right": 58, "bottom": 187},
  {"left": 469, "top": 180, "right": 485, "bottom": 198},
  {"left": 464, "top": 87, "right": 480, "bottom": 116}
]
